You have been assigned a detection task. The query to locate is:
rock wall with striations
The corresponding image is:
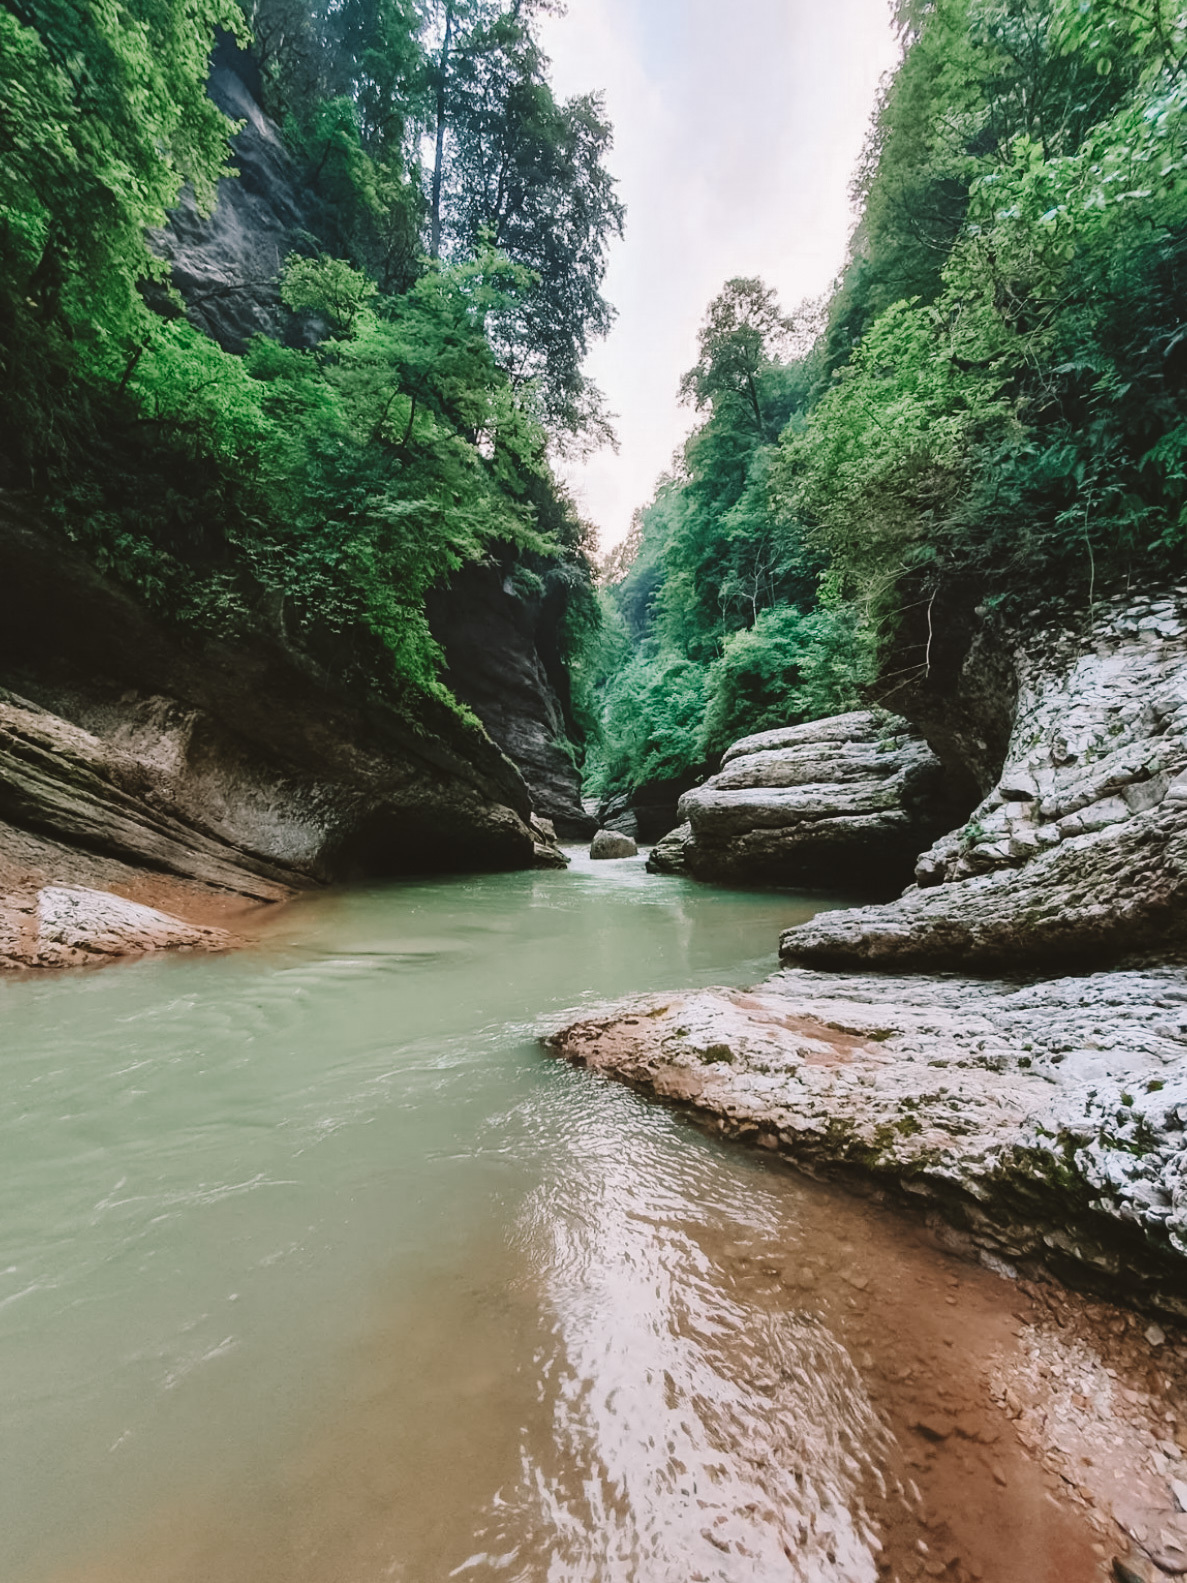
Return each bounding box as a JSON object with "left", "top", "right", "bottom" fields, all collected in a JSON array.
[
  {"left": 426, "top": 561, "right": 593, "bottom": 838},
  {"left": 650, "top": 710, "right": 959, "bottom": 894},
  {"left": 0, "top": 505, "right": 564, "bottom": 968},
  {"left": 781, "top": 588, "right": 1187, "bottom": 971}
]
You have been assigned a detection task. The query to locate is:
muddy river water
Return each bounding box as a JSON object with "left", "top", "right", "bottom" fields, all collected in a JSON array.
[{"left": 0, "top": 852, "right": 1168, "bottom": 1582}]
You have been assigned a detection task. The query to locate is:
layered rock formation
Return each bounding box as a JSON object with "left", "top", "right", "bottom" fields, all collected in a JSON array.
[
  {"left": 0, "top": 505, "right": 562, "bottom": 968},
  {"left": 649, "top": 710, "right": 957, "bottom": 893},
  {"left": 781, "top": 591, "right": 1187, "bottom": 971},
  {"left": 597, "top": 770, "right": 706, "bottom": 845},
  {"left": 548, "top": 964, "right": 1187, "bottom": 1319}
]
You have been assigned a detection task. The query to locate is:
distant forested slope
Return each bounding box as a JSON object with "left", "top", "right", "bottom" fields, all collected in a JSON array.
[{"left": 586, "top": 0, "right": 1187, "bottom": 804}]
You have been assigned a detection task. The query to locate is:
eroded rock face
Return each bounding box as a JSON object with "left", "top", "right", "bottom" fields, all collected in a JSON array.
[
  {"left": 0, "top": 885, "right": 230, "bottom": 971},
  {"left": 671, "top": 711, "right": 956, "bottom": 892},
  {"left": 152, "top": 41, "right": 335, "bottom": 351},
  {"left": 782, "top": 591, "right": 1187, "bottom": 970},
  {"left": 0, "top": 506, "right": 565, "bottom": 969},
  {"left": 426, "top": 561, "right": 593, "bottom": 838},
  {"left": 546, "top": 965, "right": 1187, "bottom": 1317},
  {"left": 646, "top": 821, "right": 692, "bottom": 876}
]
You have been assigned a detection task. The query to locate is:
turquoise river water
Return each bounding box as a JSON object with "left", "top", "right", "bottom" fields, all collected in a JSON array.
[{"left": 0, "top": 852, "right": 1102, "bottom": 1583}]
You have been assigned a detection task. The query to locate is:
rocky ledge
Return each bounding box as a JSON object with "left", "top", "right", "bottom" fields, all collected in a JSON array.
[
  {"left": 782, "top": 590, "right": 1187, "bottom": 971},
  {"left": 649, "top": 710, "right": 958, "bottom": 893},
  {"left": 0, "top": 504, "right": 566, "bottom": 969},
  {"left": 547, "top": 965, "right": 1187, "bottom": 1319},
  {"left": 0, "top": 884, "right": 231, "bottom": 972}
]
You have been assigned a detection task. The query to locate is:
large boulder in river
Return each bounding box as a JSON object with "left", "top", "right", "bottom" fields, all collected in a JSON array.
[
  {"left": 665, "top": 711, "right": 954, "bottom": 893},
  {"left": 590, "top": 829, "right": 638, "bottom": 860},
  {"left": 781, "top": 588, "right": 1187, "bottom": 970}
]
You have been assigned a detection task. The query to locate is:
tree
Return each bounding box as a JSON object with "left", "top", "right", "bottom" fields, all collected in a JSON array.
[
  {"left": 679, "top": 278, "right": 793, "bottom": 441},
  {"left": 428, "top": 0, "right": 624, "bottom": 439}
]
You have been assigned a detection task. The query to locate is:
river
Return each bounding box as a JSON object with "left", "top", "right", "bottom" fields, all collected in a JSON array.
[{"left": 0, "top": 851, "right": 1107, "bottom": 1582}]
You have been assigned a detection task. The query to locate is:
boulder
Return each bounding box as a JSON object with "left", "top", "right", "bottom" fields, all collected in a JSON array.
[
  {"left": 675, "top": 710, "right": 955, "bottom": 892},
  {"left": 782, "top": 589, "right": 1187, "bottom": 970},
  {"left": 646, "top": 822, "right": 693, "bottom": 876},
  {"left": 590, "top": 829, "right": 638, "bottom": 860},
  {"left": 0, "top": 885, "right": 230, "bottom": 971}
]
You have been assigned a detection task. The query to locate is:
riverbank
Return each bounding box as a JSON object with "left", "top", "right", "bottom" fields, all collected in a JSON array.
[{"left": 545, "top": 946, "right": 1187, "bottom": 1580}]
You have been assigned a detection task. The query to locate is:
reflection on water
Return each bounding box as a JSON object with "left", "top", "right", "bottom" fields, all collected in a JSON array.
[{"left": 0, "top": 854, "right": 1098, "bottom": 1583}]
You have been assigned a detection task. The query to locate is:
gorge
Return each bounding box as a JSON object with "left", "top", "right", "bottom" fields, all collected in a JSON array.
[{"left": 3, "top": 0, "right": 1187, "bottom": 1580}]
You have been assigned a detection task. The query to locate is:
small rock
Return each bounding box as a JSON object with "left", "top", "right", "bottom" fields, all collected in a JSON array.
[
  {"left": 912, "top": 1415, "right": 956, "bottom": 1442},
  {"left": 1148, "top": 1323, "right": 1168, "bottom": 1348},
  {"left": 1173, "top": 1478, "right": 1187, "bottom": 1513}
]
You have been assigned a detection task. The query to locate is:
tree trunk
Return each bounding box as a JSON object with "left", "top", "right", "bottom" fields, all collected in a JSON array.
[{"left": 430, "top": 3, "right": 454, "bottom": 260}]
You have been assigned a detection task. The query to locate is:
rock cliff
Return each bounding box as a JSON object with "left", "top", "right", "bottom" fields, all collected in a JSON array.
[
  {"left": 150, "top": 38, "right": 334, "bottom": 351},
  {"left": 0, "top": 504, "right": 561, "bottom": 968},
  {"left": 152, "top": 44, "right": 588, "bottom": 830},
  {"left": 650, "top": 710, "right": 958, "bottom": 893},
  {"left": 426, "top": 561, "right": 593, "bottom": 837},
  {"left": 781, "top": 589, "right": 1187, "bottom": 971}
]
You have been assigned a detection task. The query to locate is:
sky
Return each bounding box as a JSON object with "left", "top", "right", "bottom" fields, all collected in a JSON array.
[{"left": 536, "top": 0, "right": 901, "bottom": 552}]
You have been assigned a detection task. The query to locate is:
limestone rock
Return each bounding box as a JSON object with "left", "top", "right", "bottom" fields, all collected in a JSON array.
[
  {"left": 782, "top": 591, "right": 1187, "bottom": 970},
  {"left": 646, "top": 822, "right": 693, "bottom": 876},
  {"left": 676, "top": 710, "right": 954, "bottom": 892},
  {"left": 0, "top": 505, "right": 546, "bottom": 919},
  {"left": 1, "top": 885, "right": 229, "bottom": 971},
  {"left": 590, "top": 829, "right": 638, "bottom": 860},
  {"left": 427, "top": 561, "right": 594, "bottom": 838},
  {"left": 547, "top": 964, "right": 1187, "bottom": 1316},
  {"left": 597, "top": 771, "right": 706, "bottom": 844}
]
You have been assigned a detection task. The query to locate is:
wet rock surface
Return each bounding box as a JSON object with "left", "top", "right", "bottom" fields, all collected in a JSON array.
[
  {"left": 670, "top": 710, "right": 958, "bottom": 892},
  {"left": 547, "top": 964, "right": 1187, "bottom": 1318},
  {"left": 0, "top": 884, "right": 230, "bottom": 971},
  {"left": 783, "top": 591, "right": 1187, "bottom": 971}
]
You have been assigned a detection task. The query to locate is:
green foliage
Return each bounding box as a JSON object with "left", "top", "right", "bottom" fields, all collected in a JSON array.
[
  {"left": 430, "top": 1, "right": 624, "bottom": 440},
  {"left": 281, "top": 253, "right": 378, "bottom": 335},
  {"left": 700, "top": 605, "right": 875, "bottom": 760},
  {"left": 798, "top": 0, "right": 1187, "bottom": 617},
  {"left": 584, "top": 652, "right": 708, "bottom": 800},
  {"left": 581, "top": 277, "right": 873, "bottom": 801},
  {"left": 0, "top": 0, "right": 605, "bottom": 745}
]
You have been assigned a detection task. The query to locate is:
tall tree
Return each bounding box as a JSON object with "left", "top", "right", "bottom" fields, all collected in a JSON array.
[
  {"left": 679, "top": 279, "right": 793, "bottom": 442},
  {"left": 430, "top": 0, "right": 623, "bottom": 439}
]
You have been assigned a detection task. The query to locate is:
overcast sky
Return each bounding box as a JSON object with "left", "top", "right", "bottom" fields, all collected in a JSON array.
[{"left": 537, "top": 0, "right": 901, "bottom": 551}]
